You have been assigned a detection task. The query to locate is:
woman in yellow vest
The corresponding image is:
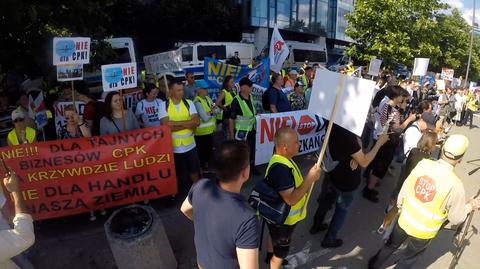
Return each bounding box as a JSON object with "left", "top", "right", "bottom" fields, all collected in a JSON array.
[
  {"left": 193, "top": 80, "right": 217, "bottom": 171},
  {"left": 262, "top": 127, "right": 321, "bottom": 268},
  {"left": 369, "top": 135, "right": 480, "bottom": 269},
  {"left": 461, "top": 90, "right": 479, "bottom": 128},
  {"left": 215, "top": 75, "right": 236, "bottom": 139},
  {"left": 7, "top": 109, "right": 36, "bottom": 146}
]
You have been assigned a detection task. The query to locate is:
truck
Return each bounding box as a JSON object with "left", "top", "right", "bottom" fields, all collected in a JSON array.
[
  {"left": 143, "top": 42, "right": 255, "bottom": 80},
  {"left": 284, "top": 39, "right": 328, "bottom": 70}
]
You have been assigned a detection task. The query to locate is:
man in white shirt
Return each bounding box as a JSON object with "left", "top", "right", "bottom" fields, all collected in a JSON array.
[
  {"left": 403, "top": 112, "right": 436, "bottom": 157},
  {"left": 1, "top": 170, "right": 35, "bottom": 269}
]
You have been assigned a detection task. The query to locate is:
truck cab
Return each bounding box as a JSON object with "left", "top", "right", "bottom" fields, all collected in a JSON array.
[{"left": 284, "top": 39, "right": 328, "bottom": 70}]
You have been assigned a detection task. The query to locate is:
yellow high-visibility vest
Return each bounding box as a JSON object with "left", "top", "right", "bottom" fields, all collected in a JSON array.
[
  {"left": 265, "top": 154, "right": 307, "bottom": 225},
  {"left": 234, "top": 94, "right": 256, "bottom": 132},
  {"left": 167, "top": 98, "right": 195, "bottom": 149},
  {"left": 398, "top": 159, "right": 459, "bottom": 239},
  {"left": 8, "top": 127, "right": 36, "bottom": 145},
  {"left": 216, "top": 88, "right": 237, "bottom": 121},
  {"left": 194, "top": 96, "right": 216, "bottom": 136}
]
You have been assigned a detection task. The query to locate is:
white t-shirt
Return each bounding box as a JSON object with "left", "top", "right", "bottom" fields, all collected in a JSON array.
[
  {"left": 170, "top": 100, "right": 198, "bottom": 154},
  {"left": 135, "top": 99, "right": 168, "bottom": 127},
  {"left": 403, "top": 122, "right": 422, "bottom": 156}
]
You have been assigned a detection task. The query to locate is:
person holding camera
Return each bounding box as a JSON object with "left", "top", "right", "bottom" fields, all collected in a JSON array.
[{"left": 1, "top": 170, "right": 35, "bottom": 269}]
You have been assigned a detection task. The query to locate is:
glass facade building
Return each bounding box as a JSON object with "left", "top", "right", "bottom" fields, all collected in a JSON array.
[{"left": 248, "top": 0, "right": 354, "bottom": 42}]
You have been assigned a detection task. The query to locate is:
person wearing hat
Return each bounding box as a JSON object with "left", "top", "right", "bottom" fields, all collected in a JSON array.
[
  {"left": 369, "top": 134, "right": 480, "bottom": 269},
  {"left": 7, "top": 109, "right": 36, "bottom": 146},
  {"left": 285, "top": 70, "right": 298, "bottom": 88},
  {"left": 193, "top": 80, "right": 217, "bottom": 171},
  {"left": 287, "top": 81, "right": 306, "bottom": 111}
]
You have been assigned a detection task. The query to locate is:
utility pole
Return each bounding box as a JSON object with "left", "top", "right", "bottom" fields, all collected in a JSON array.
[{"left": 465, "top": 0, "right": 476, "bottom": 87}]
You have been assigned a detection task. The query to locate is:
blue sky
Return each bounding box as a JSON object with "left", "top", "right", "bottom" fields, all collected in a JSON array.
[{"left": 443, "top": 0, "right": 477, "bottom": 24}]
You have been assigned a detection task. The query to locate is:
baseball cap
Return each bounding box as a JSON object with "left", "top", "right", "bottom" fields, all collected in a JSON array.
[
  {"left": 289, "top": 70, "right": 298, "bottom": 75},
  {"left": 196, "top": 80, "right": 209, "bottom": 90},
  {"left": 11, "top": 109, "right": 25, "bottom": 121},
  {"left": 420, "top": 112, "right": 436, "bottom": 130},
  {"left": 443, "top": 134, "right": 469, "bottom": 160}
]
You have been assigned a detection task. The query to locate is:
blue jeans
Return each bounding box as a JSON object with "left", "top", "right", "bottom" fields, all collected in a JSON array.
[{"left": 312, "top": 176, "right": 355, "bottom": 241}]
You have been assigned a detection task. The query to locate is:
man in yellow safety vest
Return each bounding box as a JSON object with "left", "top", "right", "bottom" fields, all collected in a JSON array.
[
  {"left": 165, "top": 80, "right": 201, "bottom": 189},
  {"left": 7, "top": 109, "right": 36, "bottom": 146},
  {"left": 368, "top": 134, "right": 480, "bottom": 269},
  {"left": 263, "top": 127, "right": 321, "bottom": 268},
  {"left": 193, "top": 80, "right": 217, "bottom": 171}
]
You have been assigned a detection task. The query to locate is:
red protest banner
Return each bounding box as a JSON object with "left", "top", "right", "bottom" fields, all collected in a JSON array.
[{"left": 0, "top": 125, "right": 177, "bottom": 220}]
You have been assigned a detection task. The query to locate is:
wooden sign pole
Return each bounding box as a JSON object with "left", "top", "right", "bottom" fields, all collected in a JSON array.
[{"left": 119, "top": 89, "right": 127, "bottom": 131}]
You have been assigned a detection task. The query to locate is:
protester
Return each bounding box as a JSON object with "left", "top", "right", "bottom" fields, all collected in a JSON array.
[
  {"left": 229, "top": 77, "right": 258, "bottom": 174},
  {"left": 215, "top": 75, "right": 236, "bottom": 139},
  {"left": 165, "top": 80, "right": 201, "bottom": 188},
  {"left": 227, "top": 51, "right": 241, "bottom": 66},
  {"left": 285, "top": 70, "right": 298, "bottom": 88},
  {"left": 268, "top": 73, "right": 291, "bottom": 113},
  {"left": 58, "top": 105, "right": 91, "bottom": 139},
  {"left": 263, "top": 127, "right": 321, "bottom": 268},
  {"left": 403, "top": 111, "right": 436, "bottom": 157},
  {"left": 180, "top": 140, "right": 259, "bottom": 269},
  {"left": 184, "top": 72, "right": 198, "bottom": 101},
  {"left": 288, "top": 82, "right": 306, "bottom": 111},
  {"left": 76, "top": 87, "right": 103, "bottom": 136},
  {"left": 193, "top": 80, "right": 216, "bottom": 171},
  {"left": 364, "top": 86, "right": 416, "bottom": 202},
  {"left": 369, "top": 135, "right": 480, "bottom": 269},
  {"left": 99, "top": 91, "right": 140, "bottom": 135},
  {"left": 453, "top": 88, "right": 466, "bottom": 125},
  {"left": 7, "top": 109, "right": 36, "bottom": 146},
  {"left": 309, "top": 124, "right": 389, "bottom": 248},
  {"left": 301, "top": 66, "right": 314, "bottom": 88},
  {"left": 0, "top": 170, "right": 35, "bottom": 269},
  {"left": 135, "top": 83, "right": 168, "bottom": 128},
  {"left": 16, "top": 93, "right": 36, "bottom": 129},
  {"left": 461, "top": 90, "right": 479, "bottom": 128}
]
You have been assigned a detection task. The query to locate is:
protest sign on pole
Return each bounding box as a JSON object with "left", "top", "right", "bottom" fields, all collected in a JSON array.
[
  {"left": 412, "top": 58, "right": 430, "bottom": 76},
  {"left": 441, "top": 68, "right": 454, "bottom": 81},
  {"left": 57, "top": 64, "right": 84, "bottom": 82},
  {"left": 101, "top": 62, "right": 138, "bottom": 92},
  {"left": 53, "top": 37, "right": 91, "bottom": 65},
  {"left": 308, "top": 69, "right": 377, "bottom": 137},
  {"left": 367, "top": 58, "right": 382, "bottom": 76},
  {"left": 269, "top": 25, "right": 289, "bottom": 74},
  {"left": 436, "top": 79, "right": 446, "bottom": 90},
  {"left": 143, "top": 51, "right": 183, "bottom": 74},
  {"left": 254, "top": 111, "right": 327, "bottom": 165},
  {"left": 0, "top": 125, "right": 177, "bottom": 220}
]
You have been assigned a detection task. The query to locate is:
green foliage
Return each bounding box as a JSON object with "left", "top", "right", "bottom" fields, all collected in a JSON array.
[{"left": 345, "top": 0, "right": 480, "bottom": 81}]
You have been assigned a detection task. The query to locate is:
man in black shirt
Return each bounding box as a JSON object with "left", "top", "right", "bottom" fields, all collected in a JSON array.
[
  {"left": 309, "top": 123, "right": 389, "bottom": 248},
  {"left": 181, "top": 140, "right": 260, "bottom": 269}
]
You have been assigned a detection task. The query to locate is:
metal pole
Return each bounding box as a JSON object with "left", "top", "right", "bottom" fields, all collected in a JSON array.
[{"left": 464, "top": 0, "right": 476, "bottom": 87}]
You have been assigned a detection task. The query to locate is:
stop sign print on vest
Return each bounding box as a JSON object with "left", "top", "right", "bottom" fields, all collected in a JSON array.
[
  {"left": 414, "top": 176, "right": 437, "bottom": 203},
  {"left": 297, "top": 115, "right": 316, "bottom": 135}
]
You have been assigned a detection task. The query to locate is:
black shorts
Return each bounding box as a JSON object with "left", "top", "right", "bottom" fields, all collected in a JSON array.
[
  {"left": 174, "top": 148, "right": 201, "bottom": 177},
  {"left": 267, "top": 223, "right": 296, "bottom": 258},
  {"left": 370, "top": 140, "right": 397, "bottom": 178}
]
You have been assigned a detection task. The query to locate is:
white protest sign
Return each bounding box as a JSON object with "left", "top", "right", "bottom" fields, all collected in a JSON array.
[
  {"left": 470, "top": 82, "right": 477, "bottom": 90},
  {"left": 308, "top": 69, "right": 376, "bottom": 137},
  {"left": 441, "top": 68, "right": 454, "bottom": 81},
  {"left": 53, "top": 101, "right": 86, "bottom": 135},
  {"left": 412, "top": 58, "right": 430, "bottom": 76},
  {"left": 101, "top": 62, "right": 137, "bottom": 92},
  {"left": 53, "top": 37, "right": 91, "bottom": 65},
  {"left": 254, "top": 110, "right": 327, "bottom": 165},
  {"left": 144, "top": 51, "right": 183, "bottom": 74},
  {"left": 367, "top": 58, "right": 382, "bottom": 76},
  {"left": 436, "top": 79, "right": 446, "bottom": 90},
  {"left": 57, "top": 64, "right": 84, "bottom": 82}
]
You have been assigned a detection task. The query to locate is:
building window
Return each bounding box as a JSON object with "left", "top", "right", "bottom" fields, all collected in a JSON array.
[
  {"left": 277, "top": 0, "right": 291, "bottom": 29},
  {"left": 297, "top": 0, "right": 310, "bottom": 30},
  {"left": 269, "top": 0, "right": 276, "bottom": 27},
  {"left": 251, "top": 0, "right": 268, "bottom": 27}
]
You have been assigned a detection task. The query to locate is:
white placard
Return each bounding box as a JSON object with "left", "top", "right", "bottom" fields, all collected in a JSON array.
[
  {"left": 308, "top": 69, "right": 376, "bottom": 137},
  {"left": 144, "top": 51, "right": 183, "bottom": 74},
  {"left": 57, "top": 64, "right": 84, "bottom": 82},
  {"left": 436, "top": 79, "right": 446, "bottom": 90},
  {"left": 254, "top": 110, "right": 327, "bottom": 165},
  {"left": 413, "top": 58, "right": 430, "bottom": 76},
  {"left": 441, "top": 68, "right": 454, "bottom": 81},
  {"left": 53, "top": 37, "right": 91, "bottom": 65},
  {"left": 101, "top": 62, "right": 138, "bottom": 92},
  {"left": 367, "top": 58, "right": 382, "bottom": 76}
]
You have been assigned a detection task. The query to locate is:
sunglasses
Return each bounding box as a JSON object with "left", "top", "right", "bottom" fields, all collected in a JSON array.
[{"left": 14, "top": 118, "right": 24, "bottom": 123}]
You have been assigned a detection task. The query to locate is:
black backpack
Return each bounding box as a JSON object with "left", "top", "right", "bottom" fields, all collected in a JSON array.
[
  {"left": 262, "top": 88, "right": 280, "bottom": 111},
  {"left": 165, "top": 98, "right": 190, "bottom": 111}
]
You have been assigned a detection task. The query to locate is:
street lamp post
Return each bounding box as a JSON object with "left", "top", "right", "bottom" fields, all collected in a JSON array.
[{"left": 465, "top": 0, "right": 476, "bottom": 87}]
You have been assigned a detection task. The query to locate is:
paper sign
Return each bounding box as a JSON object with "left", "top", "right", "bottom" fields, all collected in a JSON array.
[
  {"left": 413, "top": 58, "right": 430, "bottom": 76},
  {"left": 441, "top": 68, "right": 454, "bottom": 81},
  {"left": 308, "top": 69, "right": 376, "bottom": 137},
  {"left": 144, "top": 51, "right": 182, "bottom": 74},
  {"left": 367, "top": 58, "right": 382, "bottom": 76},
  {"left": 101, "top": 62, "right": 137, "bottom": 92},
  {"left": 57, "top": 64, "right": 84, "bottom": 82},
  {"left": 53, "top": 37, "right": 91, "bottom": 65},
  {"left": 436, "top": 79, "right": 446, "bottom": 90}
]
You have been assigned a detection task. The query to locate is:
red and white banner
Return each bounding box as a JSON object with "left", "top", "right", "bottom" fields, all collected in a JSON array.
[{"left": 255, "top": 110, "right": 327, "bottom": 165}]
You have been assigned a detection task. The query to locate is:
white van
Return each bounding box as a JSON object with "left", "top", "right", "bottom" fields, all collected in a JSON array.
[
  {"left": 284, "top": 39, "right": 328, "bottom": 70},
  {"left": 144, "top": 42, "right": 255, "bottom": 79}
]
